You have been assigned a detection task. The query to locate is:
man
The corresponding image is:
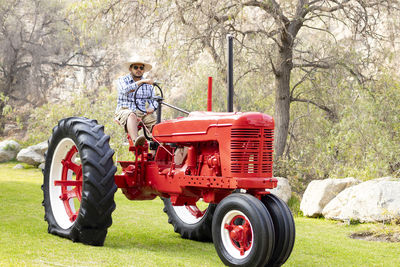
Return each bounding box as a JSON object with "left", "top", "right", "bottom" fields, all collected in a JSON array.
[{"left": 114, "top": 58, "right": 157, "bottom": 146}]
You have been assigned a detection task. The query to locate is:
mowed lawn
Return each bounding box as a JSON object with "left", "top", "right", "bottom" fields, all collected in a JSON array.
[{"left": 0, "top": 162, "right": 399, "bottom": 266}]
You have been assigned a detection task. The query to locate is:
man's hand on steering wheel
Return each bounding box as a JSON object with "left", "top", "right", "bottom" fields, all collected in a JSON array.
[{"left": 142, "top": 79, "right": 154, "bottom": 85}]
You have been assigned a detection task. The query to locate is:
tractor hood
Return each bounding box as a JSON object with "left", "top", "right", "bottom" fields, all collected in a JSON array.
[{"left": 152, "top": 111, "right": 274, "bottom": 143}]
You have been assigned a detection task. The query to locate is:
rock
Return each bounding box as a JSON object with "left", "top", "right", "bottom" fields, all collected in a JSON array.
[
  {"left": 30, "top": 141, "right": 48, "bottom": 155},
  {"left": 38, "top": 163, "right": 45, "bottom": 170},
  {"left": 322, "top": 177, "right": 400, "bottom": 223},
  {"left": 0, "top": 140, "right": 21, "bottom": 162},
  {"left": 13, "top": 164, "right": 24, "bottom": 169},
  {"left": 300, "top": 177, "right": 360, "bottom": 217},
  {"left": 16, "top": 141, "right": 47, "bottom": 166},
  {"left": 269, "top": 177, "right": 292, "bottom": 203}
]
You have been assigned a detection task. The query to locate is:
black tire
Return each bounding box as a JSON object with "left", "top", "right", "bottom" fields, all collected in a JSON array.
[
  {"left": 212, "top": 194, "right": 275, "bottom": 267},
  {"left": 262, "top": 194, "right": 296, "bottom": 267},
  {"left": 162, "top": 197, "right": 216, "bottom": 241},
  {"left": 42, "top": 117, "right": 117, "bottom": 246}
]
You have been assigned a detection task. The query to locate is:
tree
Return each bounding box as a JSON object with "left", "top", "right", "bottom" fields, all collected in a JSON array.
[{"left": 0, "top": 0, "right": 107, "bottom": 134}]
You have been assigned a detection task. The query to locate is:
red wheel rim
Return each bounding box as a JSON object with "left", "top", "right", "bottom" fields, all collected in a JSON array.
[
  {"left": 224, "top": 215, "right": 253, "bottom": 256},
  {"left": 53, "top": 145, "right": 82, "bottom": 222}
]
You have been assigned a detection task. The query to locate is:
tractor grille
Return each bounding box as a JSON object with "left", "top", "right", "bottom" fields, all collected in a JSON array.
[{"left": 231, "top": 128, "right": 273, "bottom": 175}]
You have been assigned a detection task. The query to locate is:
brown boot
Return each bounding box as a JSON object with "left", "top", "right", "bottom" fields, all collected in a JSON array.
[{"left": 134, "top": 135, "right": 146, "bottom": 147}]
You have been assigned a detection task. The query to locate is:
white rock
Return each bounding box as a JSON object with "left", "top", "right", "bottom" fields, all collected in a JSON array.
[
  {"left": 16, "top": 141, "right": 47, "bottom": 166},
  {"left": 300, "top": 178, "right": 360, "bottom": 217},
  {"left": 13, "top": 164, "right": 24, "bottom": 169},
  {"left": 322, "top": 178, "right": 400, "bottom": 223},
  {"left": 30, "top": 141, "right": 48, "bottom": 155},
  {"left": 38, "top": 163, "right": 45, "bottom": 170},
  {"left": 0, "top": 140, "right": 21, "bottom": 162},
  {"left": 269, "top": 177, "right": 292, "bottom": 203}
]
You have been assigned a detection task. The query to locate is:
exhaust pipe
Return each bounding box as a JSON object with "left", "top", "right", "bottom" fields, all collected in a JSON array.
[{"left": 227, "top": 35, "right": 234, "bottom": 112}]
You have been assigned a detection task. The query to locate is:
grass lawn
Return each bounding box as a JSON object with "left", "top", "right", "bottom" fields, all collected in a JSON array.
[{"left": 0, "top": 161, "right": 399, "bottom": 266}]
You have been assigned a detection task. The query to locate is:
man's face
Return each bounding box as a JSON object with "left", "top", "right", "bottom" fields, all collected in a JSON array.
[{"left": 130, "top": 64, "right": 145, "bottom": 77}]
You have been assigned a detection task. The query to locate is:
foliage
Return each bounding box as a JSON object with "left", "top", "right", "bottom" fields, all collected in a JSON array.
[
  {"left": 0, "top": 93, "right": 11, "bottom": 115},
  {"left": 0, "top": 0, "right": 115, "bottom": 134},
  {"left": 287, "top": 194, "right": 302, "bottom": 217},
  {"left": 275, "top": 69, "right": 400, "bottom": 193}
]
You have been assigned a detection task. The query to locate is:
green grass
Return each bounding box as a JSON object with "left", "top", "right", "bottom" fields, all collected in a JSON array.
[{"left": 0, "top": 162, "right": 399, "bottom": 266}]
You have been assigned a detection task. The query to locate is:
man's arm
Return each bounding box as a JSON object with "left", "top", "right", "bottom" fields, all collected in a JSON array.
[
  {"left": 136, "top": 79, "right": 154, "bottom": 87},
  {"left": 117, "top": 77, "right": 154, "bottom": 95},
  {"left": 117, "top": 77, "right": 137, "bottom": 95}
]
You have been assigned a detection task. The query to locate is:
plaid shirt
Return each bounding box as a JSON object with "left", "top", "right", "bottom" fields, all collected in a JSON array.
[{"left": 115, "top": 73, "right": 157, "bottom": 112}]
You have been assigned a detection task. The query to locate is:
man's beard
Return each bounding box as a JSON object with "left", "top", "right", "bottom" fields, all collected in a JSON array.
[{"left": 132, "top": 74, "right": 143, "bottom": 79}]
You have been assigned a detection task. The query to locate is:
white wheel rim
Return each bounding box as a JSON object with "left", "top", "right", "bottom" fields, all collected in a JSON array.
[
  {"left": 49, "top": 138, "right": 78, "bottom": 229},
  {"left": 172, "top": 203, "right": 208, "bottom": 224},
  {"left": 221, "top": 210, "right": 254, "bottom": 259}
]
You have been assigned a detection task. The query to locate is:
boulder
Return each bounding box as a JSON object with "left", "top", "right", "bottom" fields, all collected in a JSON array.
[
  {"left": 0, "top": 140, "right": 21, "bottom": 162},
  {"left": 322, "top": 177, "right": 400, "bottom": 223},
  {"left": 30, "top": 141, "right": 48, "bottom": 155},
  {"left": 300, "top": 177, "right": 360, "bottom": 217},
  {"left": 17, "top": 141, "right": 48, "bottom": 166},
  {"left": 269, "top": 177, "right": 292, "bottom": 203}
]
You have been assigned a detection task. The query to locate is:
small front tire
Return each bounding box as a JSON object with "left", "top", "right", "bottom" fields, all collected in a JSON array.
[
  {"left": 262, "top": 194, "right": 295, "bottom": 266},
  {"left": 212, "top": 194, "right": 275, "bottom": 267}
]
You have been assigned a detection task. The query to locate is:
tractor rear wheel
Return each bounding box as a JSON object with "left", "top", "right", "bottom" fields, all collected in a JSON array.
[
  {"left": 42, "top": 117, "right": 117, "bottom": 246},
  {"left": 162, "top": 198, "right": 216, "bottom": 241}
]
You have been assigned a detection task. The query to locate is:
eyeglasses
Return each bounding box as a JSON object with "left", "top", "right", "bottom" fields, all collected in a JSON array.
[{"left": 133, "top": 65, "right": 144, "bottom": 70}]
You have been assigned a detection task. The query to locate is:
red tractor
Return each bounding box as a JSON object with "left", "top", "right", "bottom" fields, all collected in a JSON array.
[{"left": 42, "top": 40, "right": 295, "bottom": 265}]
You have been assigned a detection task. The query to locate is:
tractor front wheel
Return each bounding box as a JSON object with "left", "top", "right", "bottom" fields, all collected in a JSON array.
[
  {"left": 262, "top": 194, "right": 296, "bottom": 266},
  {"left": 42, "top": 117, "right": 117, "bottom": 245},
  {"left": 212, "top": 193, "right": 275, "bottom": 267}
]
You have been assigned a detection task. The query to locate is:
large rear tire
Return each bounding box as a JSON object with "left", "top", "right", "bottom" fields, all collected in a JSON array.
[
  {"left": 162, "top": 198, "right": 216, "bottom": 241},
  {"left": 42, "top": 117, "right": 117, "bottom": 246},
  {"left": 212, "top": 193, "right": 275, "bottom": 267}
]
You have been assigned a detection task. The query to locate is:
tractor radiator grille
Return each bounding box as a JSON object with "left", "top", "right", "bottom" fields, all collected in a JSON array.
[{"left": 231, "top": 128, "right": 273, "bottom": 174}]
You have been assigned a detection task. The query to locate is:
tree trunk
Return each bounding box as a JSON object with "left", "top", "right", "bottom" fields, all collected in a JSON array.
[{"left": 274, "top": 47, "right": 292, "bottom": 159}]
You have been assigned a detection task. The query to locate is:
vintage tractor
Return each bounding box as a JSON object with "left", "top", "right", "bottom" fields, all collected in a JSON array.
[{"left": 42, "top": 40, "right": 295, "bottom": 267}]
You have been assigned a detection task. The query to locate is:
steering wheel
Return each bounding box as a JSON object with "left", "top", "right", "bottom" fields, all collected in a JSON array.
[{"left": 133, "top": 82, "right": 164, "bottom": 113}]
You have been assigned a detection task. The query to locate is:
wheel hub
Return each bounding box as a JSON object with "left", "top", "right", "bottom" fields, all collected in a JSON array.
[{"left": 224, "top": 215, "right": 252, "bottom": 256}]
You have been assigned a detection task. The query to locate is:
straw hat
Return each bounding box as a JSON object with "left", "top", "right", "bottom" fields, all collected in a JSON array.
[{"left": 124, "top": 57, "right": 152, "bottom": 72}]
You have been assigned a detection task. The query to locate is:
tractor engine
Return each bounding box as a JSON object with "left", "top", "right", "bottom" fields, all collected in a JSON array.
[{"left": 153, "top": 111, "right": 274, "bottom": 177}]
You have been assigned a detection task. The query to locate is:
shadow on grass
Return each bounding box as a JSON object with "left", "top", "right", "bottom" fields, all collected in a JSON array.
[{"left": 105, "top": 228, "right": 215, "bottom": 255}]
